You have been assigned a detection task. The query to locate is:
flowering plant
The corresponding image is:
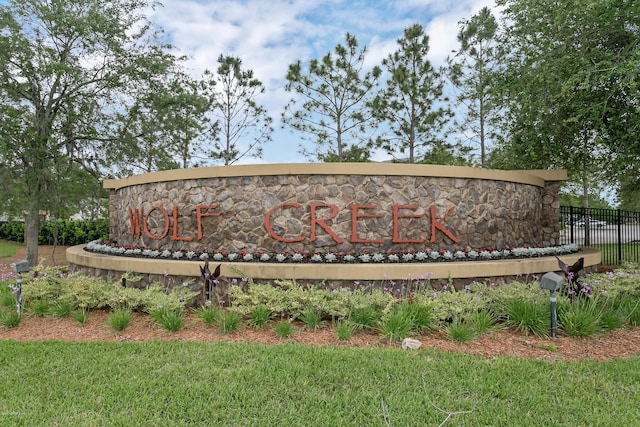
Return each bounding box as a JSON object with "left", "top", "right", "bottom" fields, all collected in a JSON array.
[
  {"left": 372, "top": 253, "right": 385, "bottom": 262},
  {"left": 259, "top": 252, "right": 271, "bottom": 262},
  {"left": 310, "top": 253, "right": 323, "bottom": 262},
  {"left": 401, "top": 253, "right": 415, "bottom": 262},
  {"left": 324, "top": 253, "right": 338, "bottom": 263},
  {"left": 415, "top": 251, "right": 428, "bottom": 261},
  {"left": 358, "top": 253, "right": 372, "bottom": 263},
  {"left": 85, "top": 240, "right": 580, "bottom": 264}
]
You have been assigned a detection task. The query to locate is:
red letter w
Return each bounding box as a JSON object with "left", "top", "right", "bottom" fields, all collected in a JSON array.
[{"left": 128, "top": 207, "right": 144, "bottom": 238}]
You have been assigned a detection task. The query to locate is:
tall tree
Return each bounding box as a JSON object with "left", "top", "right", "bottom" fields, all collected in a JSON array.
[
  {"left": 162, "top": 72, "right": 212, "bottom": 169},
  {"left": 111, "top": 70, "right": 212, "bottom": 176},
  {"left": 493, "top": 0, "right": 640, "bottom": 208},
  {"left": 0, "top": 0, "right": 177, "bottom": 266},
  {"left": 447, "top": 7, "right": 500, "bottom": 167},
  {"left": 203, "top": 55, "right": 273, "bottom": 166},
  {"left": 372, "top": 24, "right": 452, "bottom": 164},
  {"left": 283, "top": 33, "right": 382, "bottom": 162}
]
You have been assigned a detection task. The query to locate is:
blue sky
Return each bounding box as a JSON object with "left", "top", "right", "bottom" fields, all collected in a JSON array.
[{"left": 148, "top": 0, "right": 497, "bottom": 164}]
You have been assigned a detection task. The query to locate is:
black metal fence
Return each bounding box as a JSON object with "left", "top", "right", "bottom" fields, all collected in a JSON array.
[{"left": 559, "top": 206, "right": 640, "bottom": 265}]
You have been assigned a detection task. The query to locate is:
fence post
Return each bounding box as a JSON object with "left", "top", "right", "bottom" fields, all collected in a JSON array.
[
  {"left": 569, "top": 206, "right": 575, "bottom": 243},
  {"left": 617, "top": 209, "right": 622, "bottom": 264}
]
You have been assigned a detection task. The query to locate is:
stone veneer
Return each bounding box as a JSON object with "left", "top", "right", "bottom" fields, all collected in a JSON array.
[{"left": 104, "top": 164, "right": 566, "bottom": 256}]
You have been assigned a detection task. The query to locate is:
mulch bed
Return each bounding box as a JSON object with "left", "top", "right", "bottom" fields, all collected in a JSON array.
[{"left": 2, "top": 246, "right": 640, "bottom": 361}]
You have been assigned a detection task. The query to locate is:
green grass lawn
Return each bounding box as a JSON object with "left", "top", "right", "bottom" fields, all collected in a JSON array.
[
  {"left": 1, "top": 340, "right": 639, "bottom": 426},
  {"left": 0, "top": 240, "right": 23, "bottom": 258},
  {"left": 2, "top": 239, "right": 639, "bottom": 425}
]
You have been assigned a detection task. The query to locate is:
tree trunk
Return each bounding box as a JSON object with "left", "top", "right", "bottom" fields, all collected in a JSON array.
[
  {"left": 336, "top": 115, "right": 343, "bottom": 162},
  {"left": 479, "top": 95, "right": 486, "bottom": 168},
  {"left": 24, "top": 198, "right": 41, "bottom": 268},
  {"left": 582, "top": 163, "right": 590, "bottom": 247}
]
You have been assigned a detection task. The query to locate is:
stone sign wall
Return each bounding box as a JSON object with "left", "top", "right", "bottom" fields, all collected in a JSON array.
[{"left": 104, "top": 164, "right": 565, "bottom": 256}]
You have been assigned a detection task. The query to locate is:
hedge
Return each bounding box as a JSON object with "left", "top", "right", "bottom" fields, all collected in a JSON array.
[{"left": 0, "top": 219, "right": 109, "bottom": 246}]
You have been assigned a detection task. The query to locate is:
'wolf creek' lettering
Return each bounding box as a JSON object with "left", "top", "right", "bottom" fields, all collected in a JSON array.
[{"left": 127, "top": 203, "right": 460, "bottom": 245}]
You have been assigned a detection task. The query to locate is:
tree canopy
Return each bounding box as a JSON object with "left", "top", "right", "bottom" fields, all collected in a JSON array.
[
  {"left": 283, "top": 33, "right": 382, "bottom": 162},
  {"left": 0, "top": 0, "right": 179, "bottom": 265},
  {"left": 447, "top": 7, "right": 500, "bottom": 167},
  {"left": 372, "top": 24, "right": 453, "bottom": 164},
  {"left": 492, "top": 0, "right": 640, "bottom": 208},
  {"left": 3, "top": 0, "right": 640, "bottom": 266},
  {"left": 202, "top": 55, "right": 273, "bottom": 166}
]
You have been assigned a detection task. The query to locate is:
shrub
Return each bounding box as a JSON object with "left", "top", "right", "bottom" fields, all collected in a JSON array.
[
  {"left": 580, "top": 269, "right": 640, "bottom": 300},
  {"left": 73, "top": 308, "right": 88, "bottom": 324},
  {"left": 151, "top": 308, "right": 184, "bottom": 332},
  {"left": 446, "top": 322, "right": 476, "bottom": 342},
  {"left": 479, "top": 281, "right": 548, "bottom": 319},
  {"left": 379, "top": 311, "right": 413, "bottom": 342},
  {"left": 0, "top": 310, "right": 21, "bottom": 328},
  {"left": 130, "top": 284, "right": 198, "bottom": 313},
  {"left": 346, "top": 288, "right": 397, "bottom": 315},
  {"left": 559, "top": 299, "right": 603, "bottom": 337},
  {"left": 21, "top": 268, "right": 197, "bottom": 313},
  {"left": 228, "top": 282, "right": 320, "bottom": 318},
  {"left": 505, "top": 299, "right": 549, "bottom": 337},
  {"left": 0, "top": 219, "right": 109, "bottom": 246},
  {"left": 1, "top": 290, "right": 16, "bottom": 309},
  {"left": 615, "top": 294, "right": 640, "bottom": 326},
  {"left": 466, "top": 310, "right": 498, "bottom": 334},
  {"left": 6, "top": 259, "right": 640, "bottom": 344},
  {"left": 334, "top": 320, "right": 355, "bottom": 341},
  {"left": 418, "top": 280, "right": 540, "bottom": 326},
  {"left": 300, "top": 309, "right": 324, "bottom": 329},
  {"left": 107, "top": 309, "right": 132, "bottom": 332},
  {"left": 227, "top": 281, "right": 396, "bottom": 320},
  {"left": 274, "top": 319, "right": 295, "bottom": 338},
  {"left": 397, "top": 301, "right": 434, "bottom": 333},
  {"left": 0, "top": 221, "right": 24, "bottom": 242},
  {"left": 52, "top": 301, "right": 73, "bottom": 318},
  {"left": 31, "top": 300, "right": 52, "bottom": 317},
  {"left": 218, "top": 311, "right": 242, "bottom": 334},
  {"left": 195, "top": 306, "right": 221, "bottom": 325},
  {"left": 23, "top": 269, "right": 114, "bottom": 310},
  {"left": 425, "top": 287, "right": 487, "bottom": 325},
  {"left": 599, "top": 309, "right": 625, "bottom": 331},
  {"left": 348, "top": 306, "right": 381, "bottom": 330},
  {"left": 247, "top": 304, "right": 272, "bottom": 329}
]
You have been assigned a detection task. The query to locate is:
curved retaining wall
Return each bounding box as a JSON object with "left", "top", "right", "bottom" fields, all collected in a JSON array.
[
  {"left": 103, "top": 163, "right": 566, "bottom": 255},
  {"left": 67, "top": 245, "right": 601, "bottom": 293}
]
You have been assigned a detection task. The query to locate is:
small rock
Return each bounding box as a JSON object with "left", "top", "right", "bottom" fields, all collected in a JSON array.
[{"left": 401, "top": 338, "right": 422, "bottom": 350}]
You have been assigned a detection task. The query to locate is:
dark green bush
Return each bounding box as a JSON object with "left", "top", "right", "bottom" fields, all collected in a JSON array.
[
  {"left": 0, "top": 221, "right": 24, "bottom": 242},
  {"left": 0, "top": 219, "right": 108, "bottom": 246}
]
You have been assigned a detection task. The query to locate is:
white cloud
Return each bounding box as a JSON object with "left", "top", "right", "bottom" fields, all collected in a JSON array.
[
  {"left": 148, "top": 0, "right": 499, "bottom": 164},
  {"left": 424, "top": 0, "right": 497, "bottom": 66}
]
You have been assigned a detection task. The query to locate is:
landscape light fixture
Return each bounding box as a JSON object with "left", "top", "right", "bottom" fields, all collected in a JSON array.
[
  {"left": 11, "top": 260, "right": 29, "bottom": 316},
  {"left": 539, "top": 271, "right": 565, "bottom": 338}
]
